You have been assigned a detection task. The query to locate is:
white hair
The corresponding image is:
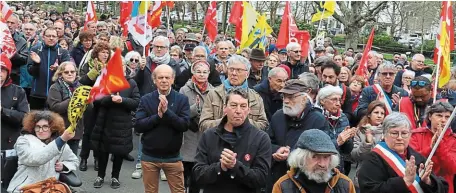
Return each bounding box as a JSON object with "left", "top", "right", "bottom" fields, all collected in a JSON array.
[
  {"left": 368, "top": 51, "right": 378, "bottom": 58},
  {"left": 227, "top": 55, "right": 251, "bottom": 72},
  {"left": 124, "top": 51, "right": 141, "bottom": 65},
  {"left": 412, "top": 54, "right": 424, "bottom": 61},
  {"left": 226, "top": 40, "right": 235, "bottom": 49},
  {"left": 268, "top": 67, "right": 287, "bottom": 78},
  {"left": 382, "top": 112, "right": 411, "bottom": 134},
  {"left": 402, "top": 70, "right": 415, "bottom": 78},
  {"left": 316, "top": 85, "right": 343, "bottom": 105},
  {"left": 192, "top": 46, "right": 208, "bottom": 57},
  {"left": 344, "top": 57, "right": 354, "bottom": 66},
  {"left": 400, "top": 54, "right": 407, "bottom": 60},
  {"left": 152, "top": 36, "right": 170, "bottom": 48},
  {"left": 287, "top": 148, "right": 340, "bottom": 183},
  {"left": 286, "top": 42, "right": 301, "bottom": 52},
  {"left": 377, "top": 63, "right": 397, "bottom": 75}
]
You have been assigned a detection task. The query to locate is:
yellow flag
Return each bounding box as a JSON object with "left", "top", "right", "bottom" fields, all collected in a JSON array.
[
  {"left": 240, "top": 1, "right": 259, "bottom": 49},
  {"left": 243, "top": 14, "right": 273, "bottom": 50},
  {"left": 438, "top": 21, "right": 451, "bottom": 88},
  {"left": 311, "top": 1, "right": 336, "bottom": 22},
  {"left": 66, "top": 86, "right": 92, "bottom": 133}
]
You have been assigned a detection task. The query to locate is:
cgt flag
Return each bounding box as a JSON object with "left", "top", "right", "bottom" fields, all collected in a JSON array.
[
  {"left": 87, "top": 48, "right": 130, "bottom": 103},
  {"left": 434, "top": 1, "right": 454, "bottom": 88},
  {"left": 0, "top": 18, "right": 16, "bottom": 58},
  {"left": 355, "top": 27, "right": 375, "bottom": 86},
  {"left": 83, "top": 0, "right": 98, "bottom": 31},
  {"left": 120, "top": 1, "right": 133, "bottom": 37},
  {"left": 204, "top": 1, "right": 217, "bottom": 42}
]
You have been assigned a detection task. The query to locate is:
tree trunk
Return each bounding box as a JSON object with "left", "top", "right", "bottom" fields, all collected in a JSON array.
[
  {"left": 222, "top": 1, "right": 229, "bottom": 34},
  {"left": 345, "top": 28, "right": 359, "bottom": 50}
]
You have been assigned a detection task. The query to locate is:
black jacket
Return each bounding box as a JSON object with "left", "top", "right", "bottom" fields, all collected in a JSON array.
[
  {"left": 247, "top": 67, "right": 268, "bottom": 89},
  {"left": 358, "top": 146, "right": 448, "bottom": 193},
  {"left": 394, "top": 66, "right": 431, "bottom": 87},
  {"left": 133, "top": 57, "right": 182, "bottom": 96},
  {"left": 254, "top": 80, "right": 282, "bottom": 121},
  {"left": 27, "top": 43, "right": 71, "bottom": 98},
  {"left": 91, "top": 78, "right": 140, "bottom": 155},
  {"left": 1, "top": 83, "right": 29, "bottom": 150},
  {"left": 70, "top": 43, "right": 87, "bottom": 68},
  {"left": 10, "top": 32, "right": 28, "bottom": 84},
  {"left": 268, "top": 103, "right": 330, "bottom": 187},
  {"left": 193, "top": 117, "right": 272, "bottom": 193},
  {"left": 282, "top": 60, "right": 309, "bottom": 79},
  {"left": 134, "top": 89, "right": 190, "bottom": 158},
  {"left": 355, "top": 85, "right": 408, "bottom": 118}
]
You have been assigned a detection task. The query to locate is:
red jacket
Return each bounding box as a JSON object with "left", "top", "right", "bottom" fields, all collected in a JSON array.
[{"left": 409, "top": 127, "right": 456, "bottom": 193}]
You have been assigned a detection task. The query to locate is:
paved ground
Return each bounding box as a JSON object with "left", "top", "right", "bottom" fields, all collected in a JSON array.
[{"left": 75, "top": 133, "right": 171, "bottom": 193}]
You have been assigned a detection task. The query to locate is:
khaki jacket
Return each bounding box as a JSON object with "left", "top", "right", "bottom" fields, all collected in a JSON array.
[{"left": 199, "top": 84, "right": 269, "bottom": 131}]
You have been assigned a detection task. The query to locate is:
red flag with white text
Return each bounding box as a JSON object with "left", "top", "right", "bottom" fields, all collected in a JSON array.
[
  {"left": 355, "top": 27, "right": 375, "bottom": 86},
  {"left": 87, "top": 48, "right": 130, "bottom": 103},
  {"left": 204, "top": 1, "right": 217, "bottom": 41},
  {"left": 276, "top": 1, "right": 298, "bottom": 49},
  {"left": 84, "top": 1, "right": 98, "bottom": 31},
  {"left": 0, "top": 19, "right": 16, "bottom": 58}
]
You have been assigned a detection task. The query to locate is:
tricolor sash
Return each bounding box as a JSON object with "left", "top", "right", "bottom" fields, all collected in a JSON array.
[
  {"left": 372, "top": 84, "right": 393, "bottom": 115},
  {"left": 372, "top": 142, "right": 424, "bottom": 193}
]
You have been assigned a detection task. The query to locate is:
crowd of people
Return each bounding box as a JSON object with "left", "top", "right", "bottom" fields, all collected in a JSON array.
[{"left": 1, "top": 3, "right": 456, "bottom": 193}]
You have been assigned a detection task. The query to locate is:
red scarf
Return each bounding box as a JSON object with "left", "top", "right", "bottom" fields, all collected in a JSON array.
[{"left": 192, "top": 76, "right": 208, "bottom": 92}]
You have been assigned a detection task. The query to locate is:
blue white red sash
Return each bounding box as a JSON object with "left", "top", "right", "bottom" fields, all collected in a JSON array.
[
  {"left": 372, "top": 142, "right": 424, "bottom": 193},
  {"left": 372, "top": 84, "right": 393, "bottom": 115}
]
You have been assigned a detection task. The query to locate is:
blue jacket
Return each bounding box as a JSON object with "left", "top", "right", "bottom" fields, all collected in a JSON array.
[
  {"left": 134, "top": 90, "right": 190, "bottom": 159},
  {"left": 355, "top": 85, "right": 408, "bottom": 118},
  {"left": 27, "top": 43, "right": 70, "bottom": 98}
]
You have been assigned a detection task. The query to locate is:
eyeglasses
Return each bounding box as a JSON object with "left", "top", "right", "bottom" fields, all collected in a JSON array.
[
  {"left": 218, "top": 47, "right": 229, "bottom": 50},
  {"left": 34, "top": 125, "right": 50, "bottom": 132},
  {"left": 410, "top": 80, "right": 429, "bottom": 87},
  {"left": 228, "top": 67, "right": 248, "bottom": 73},
  {"left": 44, "top": 34, "right": 57, "bottom": 39},
  {"left": 153, "top": 45, "right": 168, "bottom": 50},
  {"left": 388, "top": 131, "right": 411, "bottom": 139},
  {"left": 291, "top": 50, "right": 301, "bottom": 54},
  {"left": 380, "top": 72, "right": 395, "bottom": 77},
  {"left": 130, "top": 58, "right": 139, "bottom": 63},
  {"left": 63, "top": 70, "right": 76, "bottom": 75}
]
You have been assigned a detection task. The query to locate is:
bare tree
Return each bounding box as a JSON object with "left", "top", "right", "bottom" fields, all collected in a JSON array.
[{"left": 331, "top": 1, "right": 388, "bottom": 49}]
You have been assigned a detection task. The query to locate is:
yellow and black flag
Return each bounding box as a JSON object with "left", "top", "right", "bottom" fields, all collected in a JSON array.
[{"left": 311, "top": 1, "right": 336, "bottom": 22}]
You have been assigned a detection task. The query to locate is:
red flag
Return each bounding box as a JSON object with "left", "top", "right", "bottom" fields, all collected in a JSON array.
[
  {"left": 276, "top": 1, "right": 298, "bottom": 49},
  {"left": 120, "top": 1, "right": 133, "bottom": 37},
  {"left": 434, "top": 1, "right": 455, "bottom": 64},
  {"left": 1, "top": 1, "right": 13, "bottom": 21},
  {"left": 87, "top": 48, "right": 130, "bottom": 103},
  {"left": 83, "top": 1, "right": 98, "bottom": 31},
  {"left": 204, "top": 1, "right": 217, "bottom": 41},
  {"left": 229, "top": 1, "right": 243, "bottom": 46},
  {"left": 355, "top": 27, "right": 375, "bottom": 86},
  {"left": 149, "top": 1, "right": 163, "bottom": 29},
  {"left": 292, "top": 30, "right": 310, "bottom": 57},
  {"left": 0, "top": 19, "right": 16, "bottom": 58}
]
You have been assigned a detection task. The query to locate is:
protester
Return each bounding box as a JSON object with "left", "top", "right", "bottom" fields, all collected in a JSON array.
[
  {"left": 178, "top": 60, "right": 214, "bottom": 193},
  {"left": 394, "top": 54, "right": 430, "bottom": 87},
  {"left": 7, "top": 111, "right": 79, "bottom": 193},
  {"left": 199, "top": 55, "right": 268, "bottom": 131},
  {"left": 91, "top": 64, "right": 140, "bottom": 189},
  {"left": 268, "top": 79, "right": 330, "bottom": 192},
  {"left": 282, "top": 42, "right": 309, "bottom": 79},
  {"left": 207, "top": 41, "right": 231, "bottom": 82},
  {"left": 240, "top": 48, "right": 252, "bottom": 59},
  {"left": 410, "top": 102, "right": 456, "bottom": 193},
  {"left": 27, "top": 27, "right": 71, "bottom": 110},
  {"left": 348, "top": 75, "right": 365, "bottom": 114},
  {"left": 254, "top": 67, "right": 288, "bottom": 121},
  {"left": 124, "top": 50, "right": 141, "bottom": 75},
  {"left": 272, "top": 129, "right": 356, "bottom": 193},
  {"left": 333, "top": 55, "right": 344, "bottom": 67},
  {"left": 278, "top": 49, "right": 287, "bottom": 63},
  {"left": 193, "top": 88, "right": 272, "bottom": 193},
  {"left": 339, "top": 66, "right": 351, "bottom": 86},
  {"left": 355, "top": 63, "right": 408, "bottom": 118},
  {"left": 350, "top": 101, "right": 386, "bottom": 191},
  {"left": 297, "top": 72, "right": 320, "bottom": 103},
  {"left": 71, "top": 31, "right": 94, "bottom": 68},
  {"left": 7, "top": 14, "right": 28, "bottom": 85},
  {"left": 134, "top": 64, "right": 190, "bottom": 193},
  {"left": 401, "top": 70, "right": 416, "bottom": 94},
  {"left": 398, "top": 76, "right": 433, "bottom": 130},
  {"left": 247, "top": 48, "right": 268, "bottom": 88},
  {"left": 358, "top": 112, "right": 448, "bottom": 193},
  {"left": 267, "top": 54, "right": 280, "bottom": 69},
  {"left": 46, "top": 62, "right": 83, "bottom": 155}
]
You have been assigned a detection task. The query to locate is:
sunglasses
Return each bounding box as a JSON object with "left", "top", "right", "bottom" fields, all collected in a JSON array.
[
  {"left": 410, "top": 80, "right": 429, "bottom": 87},
  {"left": 130, "top": 58, "right": 139, "bottom": 63}
]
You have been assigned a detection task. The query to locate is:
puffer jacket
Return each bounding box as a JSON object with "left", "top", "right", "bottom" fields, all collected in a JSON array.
[
  {"left": 179, "top": 80, "right": 213, "bottom": 162},
  {"left": 350, "top": 125, "right": 383, "bottom": 188},
  {"left": 199, "top": 84, "right": 269, "bottom": 131},
  {"left": 27, "top": 43, "right": 71, "bottom": 98},
  {"left": 272, "top": 168, "right": 356, "bottom": 193},
  {"left": 91, "top": 78, "right": 140, "bottom": 155},
  {"left": 410, "top": 127, "right": 456, "bottom": 193}
]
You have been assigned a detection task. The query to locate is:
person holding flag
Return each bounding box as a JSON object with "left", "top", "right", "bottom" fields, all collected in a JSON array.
[
  {"left": 355, "top": 63, "right": 408, "bottom": 118},
  {"left": 358, "top": 112, "right": 448, "bottom": 193}
]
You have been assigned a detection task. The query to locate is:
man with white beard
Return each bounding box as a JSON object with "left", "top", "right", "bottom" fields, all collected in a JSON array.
[
  {"left": 267, "top": 79, "right": 330, "bottom": 192},
  {"left": 272, "top": 129, "right": 356, "bottom": 193}
]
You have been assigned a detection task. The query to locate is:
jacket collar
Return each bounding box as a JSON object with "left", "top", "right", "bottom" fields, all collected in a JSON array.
[
  {"left": 286, "top": 167, "right": 342, "bottom": 191},
  {"left": 215, "top": 116, "right": 250, "bottom": 137},
  {"left": 214, "top": 85, "right": 259, "bottom": 107}
]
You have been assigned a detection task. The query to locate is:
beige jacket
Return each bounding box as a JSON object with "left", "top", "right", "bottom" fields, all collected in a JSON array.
[{"left": 199, "top": 84, "right": 269, "bottom": 131}]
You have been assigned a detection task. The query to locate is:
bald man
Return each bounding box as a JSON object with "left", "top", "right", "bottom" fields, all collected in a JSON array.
[{"left": 134, "top": 64, "right": 190, "bottom": 193}]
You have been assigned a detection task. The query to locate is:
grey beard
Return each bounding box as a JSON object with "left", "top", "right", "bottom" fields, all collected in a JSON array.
[{"left": 302, "top": 168, "right": 332, "bottom": 183}]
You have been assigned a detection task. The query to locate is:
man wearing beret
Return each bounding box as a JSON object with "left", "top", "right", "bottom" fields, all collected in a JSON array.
[{"left": 272, "top": 129, "right": 356, "bottom": 193}]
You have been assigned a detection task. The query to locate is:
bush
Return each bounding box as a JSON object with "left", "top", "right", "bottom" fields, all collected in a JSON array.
[{"left": 332, "top": 34, "right": 345, "bottom": 45}]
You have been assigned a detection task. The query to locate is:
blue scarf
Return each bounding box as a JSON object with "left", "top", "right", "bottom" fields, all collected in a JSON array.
[{"left": 223, "top": 79, "right": 249, "bottom": 93}]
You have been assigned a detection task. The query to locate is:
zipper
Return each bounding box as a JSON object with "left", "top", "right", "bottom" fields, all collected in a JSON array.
[{"left": 46, "top": 48, "right": 50, "bottom": 96}]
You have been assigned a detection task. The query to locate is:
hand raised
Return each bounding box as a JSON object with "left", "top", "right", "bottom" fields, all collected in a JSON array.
[
  {"left": 61, "top": 129, "right": 75, "bottom": 142},
  {"left": 403, "top": 156, "right": 417, "bottom": 186},
  {"left": 30, "top": 51, "right": 41, "bottom": 63}
]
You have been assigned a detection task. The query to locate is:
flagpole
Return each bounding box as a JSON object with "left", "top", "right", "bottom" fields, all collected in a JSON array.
[
  {"left": 433, "top": 52, "right": 442, "bottom": 102},
  {"left": 143, "top": 1, "right": 148, "bottom": 57},
  {"left": 315, "top": 8, "right": 326, "bottom": 38},
  {"left": 166, "top": 4, "right": 170, "bottom": 33}
]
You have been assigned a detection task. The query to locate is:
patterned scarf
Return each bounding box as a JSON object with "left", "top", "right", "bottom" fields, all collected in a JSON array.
[
  {"left": 324, "top": 109, "right": 341, "bottom": 127},
  {"left": 191, "top": 76, "right": 208, "bottom": 93},
  {"left": 149, "top": 52, "right": 171, "bottom": 65},
  {"left": 58, "top": 77, "right": 80, "bottom": 98}
]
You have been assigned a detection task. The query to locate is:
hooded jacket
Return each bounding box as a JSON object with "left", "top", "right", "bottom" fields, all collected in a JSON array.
[
  {"left": 1, "top": 56, "right": 29, "bottom": 150},
  {"left": 27, "top": 43, "right": 71, "bottom": 98}
]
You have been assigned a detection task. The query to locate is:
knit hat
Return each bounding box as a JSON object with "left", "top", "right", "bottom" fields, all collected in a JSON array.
[{"left": 296, "top": 129, "right": 338, "bottom": 154}]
